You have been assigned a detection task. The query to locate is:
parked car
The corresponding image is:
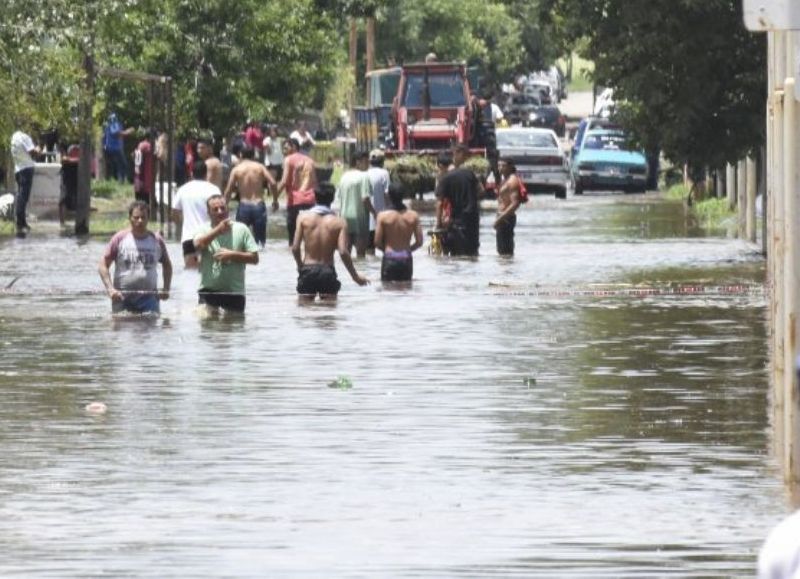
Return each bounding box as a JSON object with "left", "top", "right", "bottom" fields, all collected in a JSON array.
[
  {"left": 570, "top": 116, "right": 622, "bottom": 163},
  {"left": 504, "top": 94, "right": 541, "bottom": 126},
  {"left": 489, "top": 127, "right": 569, "bottom": 199},
  {"left": 523, "top": 79, "right": 553, "bottom": 105},
  {"left": 528, "top": 105, "right": 567, "bottom": 137},
  {"left": 571, "top": 129, "right": 648, "bottom": 195}
]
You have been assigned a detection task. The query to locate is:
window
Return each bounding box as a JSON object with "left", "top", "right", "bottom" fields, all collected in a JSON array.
[{"left": 403, "top": 72, "right": 466, "bottom": 108}]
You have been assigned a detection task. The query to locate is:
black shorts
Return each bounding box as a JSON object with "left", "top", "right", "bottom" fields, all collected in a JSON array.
[
  {"left": 443, "top": 221, "right": 479, "bottom": 257},
  {"left": 297, "top": 264, "right": 341, "bottom": 296},
  {"left": 198, "top": 290, "right": 246, "bottom": 312},
  {"left": 495, "top": 213, "right": 516, "bottom": 256},
  {"left": 182, "top": 239, "right": 196, "bottom": 256},
  {"left": 381, "top": 251, "right": 413, "bottom": 282}
]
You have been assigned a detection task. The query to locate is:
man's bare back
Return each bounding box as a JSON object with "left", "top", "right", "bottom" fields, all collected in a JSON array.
[
  {"left": 375, "top": 209, "right": 423, "bottom": 253},
  {"left": 296, "top": 212, "right": 345, "bottom": 265},
  {"left": 205, "top": 156, "right": 223, "bottom": 190},
  {"left": 225, "top": 159, "right": 275, "bottom": 204}
]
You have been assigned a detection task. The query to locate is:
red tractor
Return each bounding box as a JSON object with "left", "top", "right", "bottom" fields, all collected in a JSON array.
[{"left": 355, "top": 62, "right": 496, "bottom": 156}]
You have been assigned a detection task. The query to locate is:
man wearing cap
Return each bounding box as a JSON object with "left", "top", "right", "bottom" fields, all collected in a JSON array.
[{"left": 367, "top": 148, "right": 390, "bottom": 253}]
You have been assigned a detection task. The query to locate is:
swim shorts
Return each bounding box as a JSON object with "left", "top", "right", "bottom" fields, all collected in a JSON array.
[
  {"left": 381, "top": 250, "right": 413, "bottom": 282},
  {"left": 297, "top": 264, "right": 341, "bottom": 296}
]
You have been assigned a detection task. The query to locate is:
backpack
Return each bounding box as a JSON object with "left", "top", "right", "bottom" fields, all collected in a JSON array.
[{"left": 517, "top": 178, "right": 529, "bottom": 203}]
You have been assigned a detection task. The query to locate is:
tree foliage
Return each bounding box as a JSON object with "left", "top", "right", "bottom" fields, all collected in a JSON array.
[{"left": 539, "top": 0, "right": 766, "bottom": 168}]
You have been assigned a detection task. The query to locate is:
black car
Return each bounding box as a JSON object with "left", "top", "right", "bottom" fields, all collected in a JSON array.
[
  {"left": 503, "top": 94, "right": 541, "bottom": 126},
  {"left": 527, "top": 105, "right": 566, "bottom": 137}
]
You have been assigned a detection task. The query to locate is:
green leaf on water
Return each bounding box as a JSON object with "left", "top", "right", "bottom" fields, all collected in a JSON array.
[{"left": 328, "top": 376, "right": 353, "bottom": 390}]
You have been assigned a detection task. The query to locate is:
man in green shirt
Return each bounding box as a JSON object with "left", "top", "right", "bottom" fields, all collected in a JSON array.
[
  {"left": 194, "top": 194, "right": 259, "bottom": 312},
  {"left": 335, "top": 151, "right": 374, "bottom": 258}
]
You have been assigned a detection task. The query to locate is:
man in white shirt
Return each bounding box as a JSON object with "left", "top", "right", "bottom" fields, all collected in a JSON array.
[
  {"left": 366, "top": 149, "right": 390, "bottom": 252},
  {"left": 172, "top": 160, "right": 220, "bottom": 267},
  {"left": 289, "top": 120, "right": 315, "bottom": 153},
  {"left": 10, "top": 127, "right": 39, "bottom": 237}
]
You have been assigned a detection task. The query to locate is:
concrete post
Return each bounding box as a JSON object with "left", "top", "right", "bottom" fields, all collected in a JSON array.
[
  {"left": 726, "top": 163, "right": 737, "bottom": 209},
  {"left": 746, "top": 156, "right": 757, "bottom": 243},
  {"left": 738, "top": 159, "right": 748, "bottom": 237}
]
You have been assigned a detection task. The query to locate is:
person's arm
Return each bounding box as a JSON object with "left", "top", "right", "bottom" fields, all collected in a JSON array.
[
  {"left": 98, "top": 255, "right": 123, "bottom": 302},
  {"left": 213, "top": 225, "right": 259, "bottom": 265},
  {"left": 213, "top": 247, "right": 259, "bottom": 265},
  {"left": 194, "top": 219, "right": 231, "bottom": 250},
  {"left": 364, "top": 196, "right": 376, "bottom": 219},
  {"left": 263, "top": 166, "right": 278, "bottom": 210},
  {"left": 291, "top": 216, "right": 305, "bottom": 269},
  {"left": 159, "top": 247, "right": 173, "bottom": 300},
  {"left": 337, "top": 223, "right": 368, "bottom": 286},
  {"left": 411, "top": 214, "right": 424, "bottom": 252},
  {"left": 495, "top": 179, "right": 522, "bottom": 227},
  {"left": 223, "top": 169, "right": 236, "bottom": 202},
  {"left": 374, "top": 215, "right": 385, "bottom": 251},
  {"left": 277, "top": 157, "right": 290, "bottom": 194}
]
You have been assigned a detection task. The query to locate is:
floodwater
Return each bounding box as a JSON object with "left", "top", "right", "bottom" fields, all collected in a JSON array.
[{"left": 0, "top": 192, "right": 790, "bottom": 577}]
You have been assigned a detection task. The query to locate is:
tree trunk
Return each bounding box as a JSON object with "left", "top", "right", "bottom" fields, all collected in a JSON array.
[
  {"left": 75, "top": 49, "right": 94, "bottom": 236},
  {"left": 366, "top": 17, "right": 375, "bottom": 74}
]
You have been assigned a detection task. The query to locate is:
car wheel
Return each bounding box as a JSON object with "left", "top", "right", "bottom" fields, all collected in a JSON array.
[{"left": 554, "top": 187, "right": 566, "bottom": 199}]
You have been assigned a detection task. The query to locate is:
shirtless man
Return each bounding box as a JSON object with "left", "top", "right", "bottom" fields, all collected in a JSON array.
[
  {"left": 224, "top": 146, "right": 277, "bottom": 247},
  {"left": 197, "top": 138, "right": 223, "bottom": 190},
  {"left": 494, "top": 157, "right": 522, "bottom": 256},
  {"left": 375, "top": 184, "right": 423, "bottom": 282},
  {"left": 291, "top": 182, "right": 369, "bottom": 301}
]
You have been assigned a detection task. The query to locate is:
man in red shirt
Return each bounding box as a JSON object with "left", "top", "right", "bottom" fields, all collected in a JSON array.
[{"left": 277, "top": 138, "right": 317, "bottom": 245}]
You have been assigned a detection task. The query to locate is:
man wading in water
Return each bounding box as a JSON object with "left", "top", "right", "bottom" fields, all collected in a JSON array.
[
  {"left": 292, "top": 182, "right": 368, "bottom": 301},
  {"left": 494, "top": 157, "right": 522, "bottom": 256},
  {"left": 224, "top": 146, "right": 276, "bottom": 247},
  {"left": 374, "top": 184, "right": 423, "bottom": 282}
]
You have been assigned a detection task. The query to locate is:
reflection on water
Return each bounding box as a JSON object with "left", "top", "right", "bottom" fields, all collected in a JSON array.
[{"left": 0, "top": 194, "right": 787, "bottom": 576}]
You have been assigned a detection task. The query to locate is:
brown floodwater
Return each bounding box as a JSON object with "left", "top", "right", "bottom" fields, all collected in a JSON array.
[{"left": 0, "top": 193, "right": 789, "bottom": 577}]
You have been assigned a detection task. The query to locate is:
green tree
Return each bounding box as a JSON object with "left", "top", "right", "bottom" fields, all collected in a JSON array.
[{"left": 540, "top": 0, "right": 766, "bottom": 169}]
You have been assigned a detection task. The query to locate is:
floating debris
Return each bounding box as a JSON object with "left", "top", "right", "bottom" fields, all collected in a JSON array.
[
  {"left": 84, "top": 402, "right": 108, "bottom": 415},
  {"left": 523, "top": 377, "right": 537, "bottom": 387},
  {"left": 327, "top": 376, "right": 353, "bottom": 390}
]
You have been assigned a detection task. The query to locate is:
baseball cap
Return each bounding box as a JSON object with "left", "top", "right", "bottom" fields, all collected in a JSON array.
[{"left": 369, "top": 148, "right": 385, "bottom": 161}]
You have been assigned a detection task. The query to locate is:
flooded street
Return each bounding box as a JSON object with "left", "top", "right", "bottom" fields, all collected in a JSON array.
[{"left": 0, "top": 192, "right": 788, "bottom": 576}]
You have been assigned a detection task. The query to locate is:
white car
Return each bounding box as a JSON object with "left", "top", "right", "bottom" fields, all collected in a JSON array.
[{"left": 492, "top": 127, "right": 570, "bottom": 199}]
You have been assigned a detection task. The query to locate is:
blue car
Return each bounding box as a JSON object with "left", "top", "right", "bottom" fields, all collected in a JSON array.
[{"left": 571, "top": 129, "right": 648, "bottom": 195}]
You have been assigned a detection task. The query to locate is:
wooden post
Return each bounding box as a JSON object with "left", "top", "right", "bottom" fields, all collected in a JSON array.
[
  {"left": 771, "top": 30, "right": 786, "bottom": 463},
  {"left": 349, "top": 18, "right": 358, "bottom": 108},
  {"left": 746, "top": 156, "right": 757, "bottom": 243},
  {"left": 737, "top": 159, "right": 747, "bottom": 238},
  {"left": 75, "top": 49, "right": 94, "bottom": 236},
  {"left": 783, "top": 34, "right": 800, "bottom": 482}
]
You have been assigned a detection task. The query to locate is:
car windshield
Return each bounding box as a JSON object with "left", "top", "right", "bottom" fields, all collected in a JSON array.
[
  {"left": 496, "top": 131, "right": 557, "bottom": 148},
  {"left": 583, "top": 132, "right": 629, "bottom": 151},
  {"left": 511, "top": 95, "right": 539, "bottom": 106},
  {"left": 403, "top": 72, "right": 466, "bottom": 107}
]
